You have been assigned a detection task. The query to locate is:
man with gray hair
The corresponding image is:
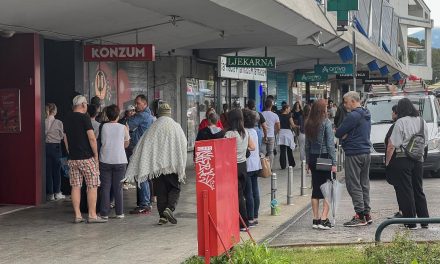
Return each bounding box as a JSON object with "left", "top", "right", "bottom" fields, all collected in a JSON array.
[
  {"left": 64, "top": 95, "right": 106, "bottom": 223},
  {"left": 335, "top": 91, "right": 372, "bottom": 227}
]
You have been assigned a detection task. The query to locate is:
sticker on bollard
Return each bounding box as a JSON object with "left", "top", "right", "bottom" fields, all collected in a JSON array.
[{"left": 271, "top": 199, "right": 280, "bottom": 215}]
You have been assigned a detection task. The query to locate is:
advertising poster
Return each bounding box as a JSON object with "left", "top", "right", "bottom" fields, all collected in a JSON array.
[{"left": 0, "top": 89, "right": 21, "bottom": 133}]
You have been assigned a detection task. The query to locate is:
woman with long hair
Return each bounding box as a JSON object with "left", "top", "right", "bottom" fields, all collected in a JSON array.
[
  {"left": 278, "top": 104, "right": 296, "bottom": 169},
  {"left": 305, "top": 99, "right": 336, "bottom": 230},
  {"left": 225, "top": 109, "right": 255, "bottom": 230},
  {"left": 292, "top": 102, "right": 306, "bottom": 161},
  {"left": 45, "top": 103, "right": 65, "bottom": 201},
  {"left": 386, "top": 98, "right": 429, "bottom": 229}
]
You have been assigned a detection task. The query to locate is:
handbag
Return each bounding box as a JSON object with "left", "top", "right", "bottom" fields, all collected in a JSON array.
[
  {"left": 315, "top": 123, "right": 333, "bottom": 171},
  {"left": 259, "top": 155, "right": 271, "bottom": 178}
]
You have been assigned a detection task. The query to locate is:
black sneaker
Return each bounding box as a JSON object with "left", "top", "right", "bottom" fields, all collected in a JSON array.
[
  {"left": 387, "top": 211, "right": 403, "bottom": 219},
  {"left": 312, "top": 219, "right": 321, "bottom": 229},
  {"left": 343, "top": 214, "right": 367, "bottom": 227},
  {"left": 365, "top": 214, "right": 373, "bottom": 225},
  {"left": 421, "top": 224, "right": 429, "bottom": 229},
  {"left": 158, "top": 218, "right": 168, "bottom": 225},
  {"left": 318, "top": 219, "right": 332, "bottom": 230},
  {"left": 129, "top": 206, "right": 151, "bottom": 215},
  {"left": 163, "top": 208, "right": 177, "bottom": 224},
  {"left": 401, "top": 224, "right": 418, "bottom": 230},
  {"left": 248, "top": 221, "right": 256, "bottom": 228}
]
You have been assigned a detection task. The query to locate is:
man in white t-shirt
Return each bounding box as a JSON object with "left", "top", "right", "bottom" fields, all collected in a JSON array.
[{"left": 261, "top": 99, "right": 280, "bottom": 168}]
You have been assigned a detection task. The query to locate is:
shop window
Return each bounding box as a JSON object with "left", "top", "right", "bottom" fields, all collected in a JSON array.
[{"left": 85, "top": 61, "right": 148, "bottom": 111}]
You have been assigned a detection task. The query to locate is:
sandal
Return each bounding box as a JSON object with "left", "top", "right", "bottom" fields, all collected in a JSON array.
[
  {"left": 73, "top": 217, "right": 85, "bottom": 224},
  {"left": 87, "top": 216, "right": 108, "bottom": 223}
]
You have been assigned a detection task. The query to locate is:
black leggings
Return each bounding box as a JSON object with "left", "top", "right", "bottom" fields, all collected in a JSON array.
[
  {"left": 279, "top": 145, "right": 295, "bottom": 169},
  {"left": 237, "top": 162, "right": 248, "bottom": 227}
]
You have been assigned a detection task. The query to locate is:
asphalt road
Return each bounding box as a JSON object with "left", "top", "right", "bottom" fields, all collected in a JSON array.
[{"left": 268, "top": 176, "right": 440, "bottom": 246}]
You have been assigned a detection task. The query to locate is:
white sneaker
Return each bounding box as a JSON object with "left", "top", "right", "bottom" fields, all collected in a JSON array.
[
  {"left": 54, "top": 193, "right": 66, "bottom": 200},
  {"left": 114, "top": 214, "right": 125, "bottom": 219},
  {"left": 46, "top": 194, "right": 55, "bottom": 201}
]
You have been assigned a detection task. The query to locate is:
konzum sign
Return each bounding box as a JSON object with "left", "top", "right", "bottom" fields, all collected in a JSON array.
[{"left": 84, "top": 44, "right": 155, "bottom": 61}]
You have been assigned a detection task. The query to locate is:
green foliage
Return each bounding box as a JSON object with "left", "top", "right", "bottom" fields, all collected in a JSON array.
[
  {"left": 365, "top": 232, "right": 440, "bottom": 264},
  {"left": 184, "top": 234, "right": 440, "bottom": 264},
  {"left": 284, "top": 246, "right": 365, "bottom": 264},
  {"left": 182, "top": 241, "right": 290, "bottom": 264}
]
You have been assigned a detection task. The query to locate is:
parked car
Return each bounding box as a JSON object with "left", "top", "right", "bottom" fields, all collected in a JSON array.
[{"left": 365, "top": 93, "right": 440, "bottom": 177}]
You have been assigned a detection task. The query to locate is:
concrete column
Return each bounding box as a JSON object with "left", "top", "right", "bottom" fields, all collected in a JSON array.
[{"left": 426, "top": 27, "right": 432, "bottom": 68}]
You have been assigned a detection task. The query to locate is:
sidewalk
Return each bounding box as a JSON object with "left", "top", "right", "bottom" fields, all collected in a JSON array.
[
  {"left": 268, "top": 176, "right": 440, "bottom": 247},
  {"left": 0, "top": 152, "right": 312, "bottom": 264}
]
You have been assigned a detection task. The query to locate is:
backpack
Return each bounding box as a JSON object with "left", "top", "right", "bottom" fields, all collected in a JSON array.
[{"left": 402, "top": 117, "right": 425, "bottom": 161}]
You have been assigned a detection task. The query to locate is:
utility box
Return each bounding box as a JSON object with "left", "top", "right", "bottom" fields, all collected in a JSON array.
[{"left": 195, "top": 138, "right": 239, "bottom": 257}]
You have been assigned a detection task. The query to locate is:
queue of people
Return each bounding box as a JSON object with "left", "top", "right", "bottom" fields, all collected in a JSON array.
[{"left": 46, "top": 91, "right": 430, "bottom": 232}]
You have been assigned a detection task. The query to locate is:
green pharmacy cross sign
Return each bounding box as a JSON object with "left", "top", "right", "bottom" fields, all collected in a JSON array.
[
  {"left": 327, "top": 0, "right": 359, "bottom": 28},
  {"left": 225, "top": 56, "right": 276, "bottom": 68}
]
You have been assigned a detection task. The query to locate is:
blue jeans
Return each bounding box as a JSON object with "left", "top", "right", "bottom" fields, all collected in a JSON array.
[
  {"left": 245, "top": 170, "right": 260, "bottom": 220},
  {"left": 136, "top": 180, "right": 151, "bottom": 207},
  {"left": 46, "top": 143, "right": 62, "bottom": 195},
  {"left": 255, "top": 126, "right": 263, "bottom": 150}
]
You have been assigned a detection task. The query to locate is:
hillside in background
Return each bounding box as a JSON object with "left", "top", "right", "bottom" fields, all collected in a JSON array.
[{"left": 410, "top": 27, "right": 440, "bottom": 48}]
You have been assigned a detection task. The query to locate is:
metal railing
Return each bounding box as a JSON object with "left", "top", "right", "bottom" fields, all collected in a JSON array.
[{"left": 375, "top": 218, "right": 440, "bottom": 242}]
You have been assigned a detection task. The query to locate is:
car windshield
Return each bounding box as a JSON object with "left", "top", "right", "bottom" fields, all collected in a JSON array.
[{"left": 366, "top": 97, "right": 433, "bottom": 124}]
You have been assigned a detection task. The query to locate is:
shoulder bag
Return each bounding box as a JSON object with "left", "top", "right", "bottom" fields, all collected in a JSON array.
[
  {"left": 316, "top": 122, "right": 333, "bottom": 171},
  {"left": 259, "top": 154, "right": 272, "bottom": 178}
]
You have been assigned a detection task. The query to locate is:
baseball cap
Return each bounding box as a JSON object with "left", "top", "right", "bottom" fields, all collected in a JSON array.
[
  {"left": 126, "top": 105, "right": 135, "bottom": 111},
  {"left": 72, "top": 95, "right": 88, "bottom": 106}
]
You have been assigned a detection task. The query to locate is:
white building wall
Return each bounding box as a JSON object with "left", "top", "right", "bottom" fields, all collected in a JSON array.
[{"left": 389, "top": 0, "right": 433, "bottom": 79}]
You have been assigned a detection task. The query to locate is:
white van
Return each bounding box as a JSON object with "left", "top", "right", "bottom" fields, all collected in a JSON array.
[{"left": 365, "top": 93, "right": 440, "bottom": 176}]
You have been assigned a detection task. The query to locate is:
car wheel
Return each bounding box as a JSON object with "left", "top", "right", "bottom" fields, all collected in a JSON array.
[{"left": 430, "top": 170, "right": 440, "bottom": 178}]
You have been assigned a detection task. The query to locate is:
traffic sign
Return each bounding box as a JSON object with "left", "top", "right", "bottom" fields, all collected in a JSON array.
[
  {"left": 336, "top": 71, "right": 369, "bottom": 80},
  {"left": 363, "top": 78, "right": 388, "bottom": 84},
  {"left": 314, "top": 64, "right": 353, "bottom": 75},
  {"left": 294, "top": 72, "right": 328, "bottom": 82}
]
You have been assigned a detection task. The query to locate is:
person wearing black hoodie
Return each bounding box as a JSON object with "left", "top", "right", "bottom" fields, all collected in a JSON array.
[
  {"left": 335, "top": 91, "right": 372, "bottom": 227},
  {"left": 195, "top": 113, "right": 225, "bottom": 141}
]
